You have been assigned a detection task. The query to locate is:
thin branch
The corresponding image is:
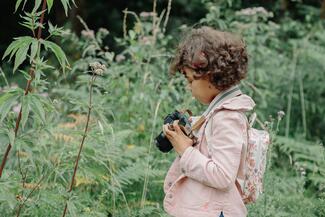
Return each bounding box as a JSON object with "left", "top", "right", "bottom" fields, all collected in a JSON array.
[{"left": 61, "top": 75, "right": 97, "bottom": 217}]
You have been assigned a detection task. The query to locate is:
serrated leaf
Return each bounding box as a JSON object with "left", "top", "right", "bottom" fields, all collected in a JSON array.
[
  {"left": 47, "top": 0, "right": 54, "bottom": 13},
  {"left": 38, "top": 94, "right": 54, "bottom": 111},
  {"left": 0, "top": 92, "right": 14, "bottom": 106},
  {"left": 2, "top": 37, "right": 34, "bottom": 72},
  {"left": 19, "top": 22, "right": 34, "bottom": 31},
  {"left": 15, "top": 0, "right": 24, "bottom": 12},
  {"left": 30, "top": 40, "right": 39, "bottom": 63},
  {"left": 0, "top": 91, "right": 22, "bottom": 122},
  {"left": 8, "top": 129, "right": 15, "bottom": 146},
  {"left": 2, "top": 38, "right": 22, "bottom": 61},
  {"left": 60, "top": 0, "right": 71, "bottom": 16},
  {"left": 42, "top": 40, "right": 69, "bottom": 73},
  {"left": 21, "top": 94, "right": 30, "bottom": 129},
  {"left": 33, "top": 0, "right": 42, "bottom": 13},
  {"left": 18, "top": 70, "right": 31, "bottom": 80},
  {"left": 14, "top": 44, "right": 30, "bottom": 72}
]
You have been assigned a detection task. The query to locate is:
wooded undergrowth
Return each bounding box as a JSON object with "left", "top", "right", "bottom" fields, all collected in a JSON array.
[{"left": 0, "top": 0, "right": 324, "bottom": 216}]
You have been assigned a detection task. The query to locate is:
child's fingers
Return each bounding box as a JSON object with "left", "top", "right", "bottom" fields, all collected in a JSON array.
[
  {"left": 172, "top": 120, "right": 184, "bottom": 135},
  {"left": 163, "top": 124, "right": 176, "bottom": 138}
]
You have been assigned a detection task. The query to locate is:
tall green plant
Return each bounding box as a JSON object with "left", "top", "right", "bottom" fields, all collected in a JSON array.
[
  {"left": 0, "top": 0, "right": 72, "bottom": 177},
  {"left": 0, "top": 0, "right": 74, "bottom": 215}
]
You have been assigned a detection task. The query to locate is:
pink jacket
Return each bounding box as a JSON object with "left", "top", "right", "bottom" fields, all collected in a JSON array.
[{"left": 163, "top": 94, "right": 255, "bottom": 217}]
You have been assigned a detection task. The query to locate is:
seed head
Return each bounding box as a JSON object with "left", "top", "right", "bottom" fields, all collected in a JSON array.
[
  {"left": 89, "top": 62, "right": 106, "bottom": 76},
  {"left": 277, "top": 111, "right": 285, "bottom": 120},
  {"left": 81, "top": 30, "right": 95, "bottom": 39}
]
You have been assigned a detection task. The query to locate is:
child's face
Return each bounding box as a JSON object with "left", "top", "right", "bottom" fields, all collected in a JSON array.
[{"left": 181, "top": 66, "right": 220, "bottom": 105}]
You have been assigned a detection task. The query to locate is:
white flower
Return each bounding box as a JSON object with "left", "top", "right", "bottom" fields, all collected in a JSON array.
[
  {"left": 89, "top": 62, "right": 106, "bottom": 76},
  {"left": 81, "top": 30, "right": 95, "bottom": 39},
  {"left": 277, "top": 111, "right": 285, "bottom": 120},
  {"left": 236, "top": 7, "right": 273, "bottom": 17},
  {"left": 98, "top": 28, "right": 109, "bottom": 36}
]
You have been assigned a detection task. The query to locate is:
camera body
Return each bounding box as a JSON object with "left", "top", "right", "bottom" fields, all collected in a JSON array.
[{"left": 155, "top": 110, "right": 192, "bottom": 153}]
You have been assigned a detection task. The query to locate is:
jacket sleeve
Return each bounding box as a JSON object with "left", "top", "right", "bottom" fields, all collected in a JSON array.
[{"left": 179, "top": 110, "right": 247, "bottom": 191}]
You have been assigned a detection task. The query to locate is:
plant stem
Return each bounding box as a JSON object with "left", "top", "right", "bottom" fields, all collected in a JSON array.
[
  {"left": 162, "top": 0, "right": 172, "bottom": 33},
  {"left": 152, "top": 0, "right": 157, "bottom": 44},
  {"left": 0, "top": 0, "right": 47, "bottom": 179},
  {"left": 285, "top": 47, "right": 298, "bottom": 137},
  {"left": 61, "top": 75, "right": 96, "bottom": 217},
  {"left": 140, "top": 99, "right": 161, "bottom": 208}
]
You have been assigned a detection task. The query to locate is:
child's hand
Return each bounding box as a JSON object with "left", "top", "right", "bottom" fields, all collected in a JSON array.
[{"left": 163, "top": 120, "right": 193, "bottom": 156}]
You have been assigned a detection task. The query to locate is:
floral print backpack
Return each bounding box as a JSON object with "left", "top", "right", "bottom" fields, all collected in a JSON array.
[{"left": 236, "top": 112, "right": 270, "bottom": 204}]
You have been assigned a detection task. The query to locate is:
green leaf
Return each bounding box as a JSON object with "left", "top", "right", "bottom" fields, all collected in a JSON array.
[
  {"left": 0, "top": 90, "right": 23, "bottom": 122},
  {"left": 60, "top": 0, "right": 71, "bottom": 16},
  {"left": 48, "top": 22, "right": 64, "bottom": 37},
  {"left": 29, "top": 94, "right": 46, "bottom": 124},
  {"left": 30, "top": 39, "right": 39, "bottom": 63},
  {"left": 47, "top": 0, "right": 54, "bottom": 13},
  {"left": 15, "top": 0, "right": 27, "bottom": 12},
  {"left": 0, "top": 129, "right": 10, "bottom": 149},
  {"left": 2, "top": 38, "right": 24, "bottom": 61},
  {"left": 2, "top": 37, "right": 34, "bottom": 72},
  {"left": 18, "top": 70, "right": 31, "bottom": 80},
  {"left": 21, "top": 94, "right": 30, "bottom": 129},
  {"left": 67, "top": 200, "right": 77, "bottom": 217},
  {"left": 42, "top": 40, "right": 69, "bottom": 73},
  {"left": 0, "top": 92, "right": 14, "bottom": 106},
  {"left": 128, "top": 30, "right": 136, "bottom": 40},
  {"left": 7, "top": 129, "right": 15, "bottom": 146},
  {"left": 14, "top": 44, "right": 30, "bottom": 72},
  {"left": 33, "top": 0, "right": 42, "bottom": 13}
]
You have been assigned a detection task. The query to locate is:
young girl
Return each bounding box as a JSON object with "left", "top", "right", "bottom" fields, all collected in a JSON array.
[{"left": 162, "top": 26, "right": 255, "bottom": 217}]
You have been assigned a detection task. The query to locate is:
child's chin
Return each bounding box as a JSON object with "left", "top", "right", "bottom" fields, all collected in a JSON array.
[{"left": 195, "top": 97, "right": 209, "bottom": 105}]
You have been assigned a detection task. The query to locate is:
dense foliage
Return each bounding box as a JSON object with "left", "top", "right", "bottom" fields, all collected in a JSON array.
[{"left": 0, "top": 0, "right": 324, "bottom": 216}]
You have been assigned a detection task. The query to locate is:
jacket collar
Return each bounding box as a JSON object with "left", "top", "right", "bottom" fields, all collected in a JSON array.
[{"left": 204, "top": 86, "right": 255, "bottom": 118}]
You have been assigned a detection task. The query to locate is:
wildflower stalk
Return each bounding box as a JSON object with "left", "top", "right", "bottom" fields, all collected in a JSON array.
[
  {"left": 0, "top": 0, "right": 47, "bottom": 179},
  {"left": 62, "top": 62, "right": 105, "bottom": 217},
  {"left": 162, "top": 0, "right": 172, "bottom": 33},
  {"left": 140, "top": 99, "right": 161, "bottom": 208}
]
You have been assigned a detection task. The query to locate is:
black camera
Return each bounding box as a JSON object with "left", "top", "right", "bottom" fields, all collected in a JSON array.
[{"left": 155, "top": 110, "right": 193, "bottom": 153}]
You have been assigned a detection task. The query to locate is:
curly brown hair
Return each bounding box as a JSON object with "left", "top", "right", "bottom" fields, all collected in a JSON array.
[{"left": 170, "top": 26, "right": 248, "bottom": 91}]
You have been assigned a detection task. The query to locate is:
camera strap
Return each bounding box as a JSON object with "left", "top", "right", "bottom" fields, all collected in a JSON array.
[{"left": 191, "top": 85, "right": 242, "bottom": 131}]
